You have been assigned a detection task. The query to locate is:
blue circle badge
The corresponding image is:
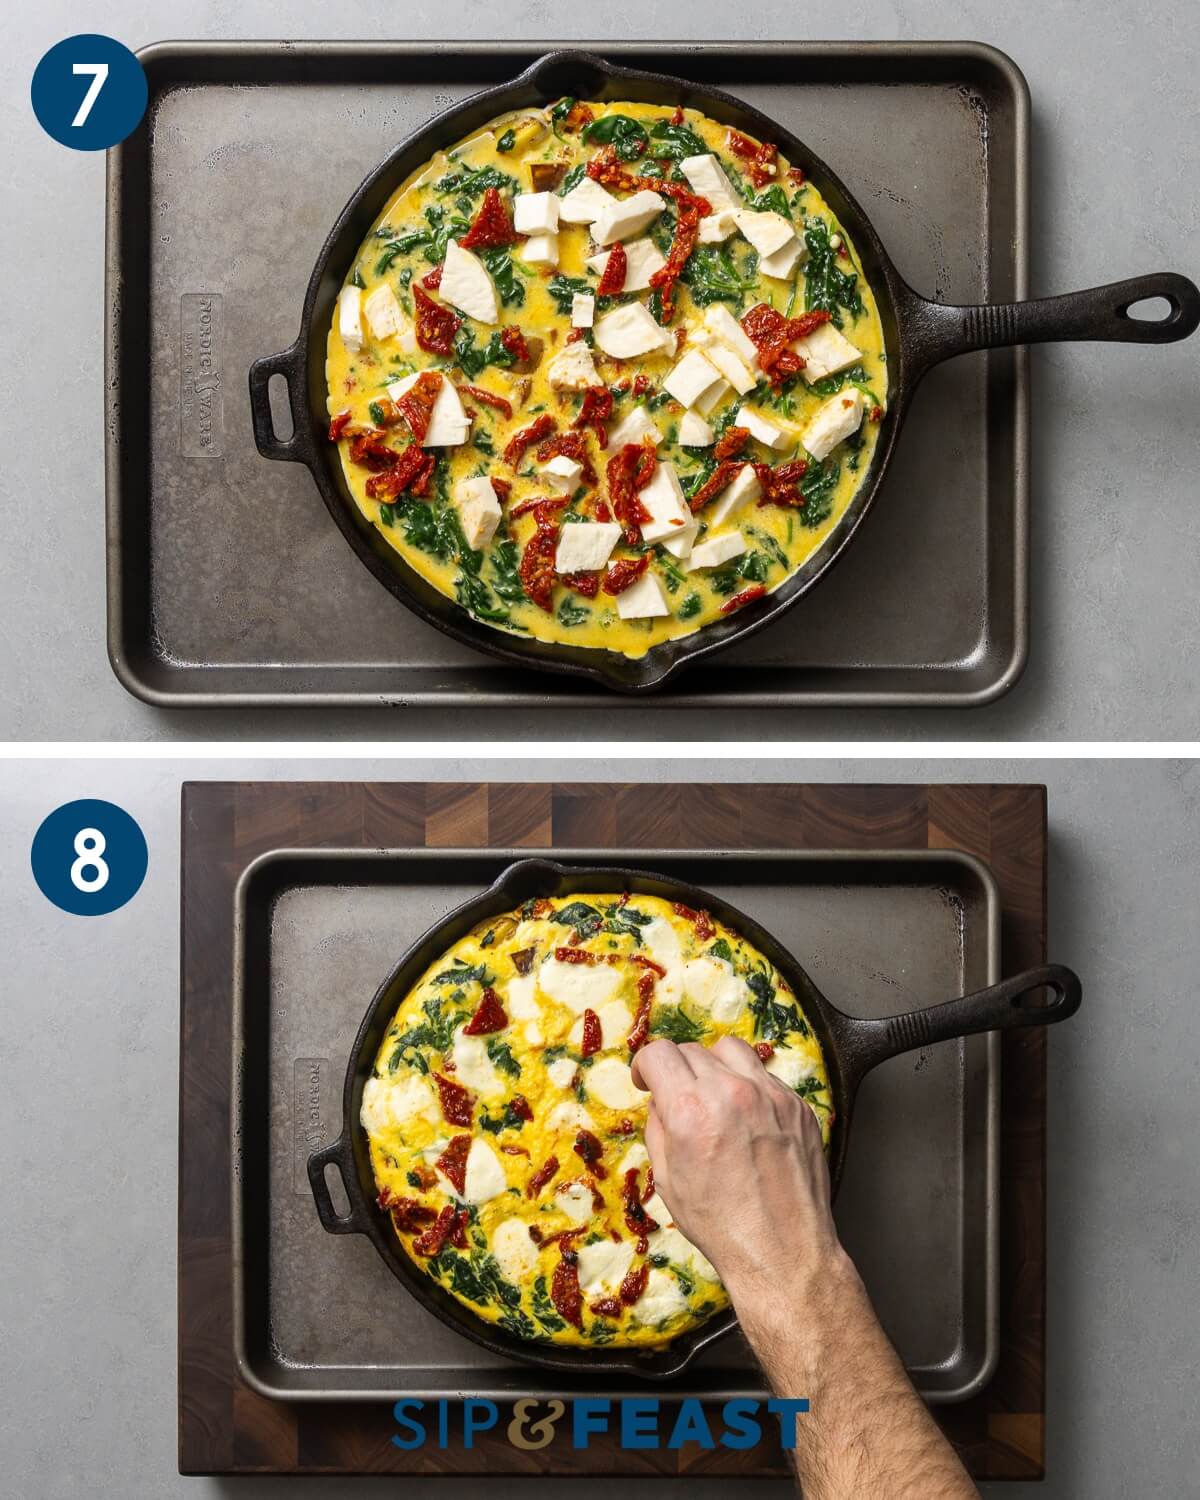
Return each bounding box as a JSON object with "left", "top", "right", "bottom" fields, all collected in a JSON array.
[
  {"left": 31, "top": 35, "right": 148, "bottom": 151},
  {"left": 31, "top": 800, "right": 149, "bottom": 916}
]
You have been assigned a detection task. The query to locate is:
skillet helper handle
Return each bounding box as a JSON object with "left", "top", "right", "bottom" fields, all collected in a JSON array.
[
  {"left": 845, "top": 963, "right": 1082, "bottom": 1085},
  {"left": 307, "top": 1134, "right": 365, "bottom": 1235},
  {"left": 905, "top": 272, "right": 1200, "bottom": 377},
  {"left": 248, "top": 341, "right": 305, "bottom": 461}
]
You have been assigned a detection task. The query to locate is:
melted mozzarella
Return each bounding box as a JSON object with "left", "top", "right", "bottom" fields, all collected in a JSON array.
[
  {"left": 547, "top": 1057, "right": 579, "bottom": 1090},
  {"left": 577, "top": 1239, "right": 635, "bottom": 1296},
  {"left": 587, "top": 1057, "right": 651, "bottom": 1111},
  {"left": 765, "top": 1042, "right": 817, "bottom": 1091},
  {"left": 492, "top": 1218, "right": 539, "bottom": 1280},
  {"left": 451, "top": 1026, "right": 504, "bottom": 1096},
  {"left": 569, "top": 999, "right": 633, "bottom": 1051},
  {"left": 548, "top": 1100, "right": 595, "bottom": 1133},
  {"left": 646, "top": 1223, "right": 719, "bottom": 1284},
  {"left": 554, "top": 1181, "right": 595, "bottom": 1224},
  {"left": 360, "top": 1072, "right": 437, "bottom": 1132},
  {"left": 682, "top": 956, "right": 750, "bottom": 1023},
  {"left": 539, "top": 954, "right": 623, "bottom": 1012},
  {"left": 630, "top": 1267, "right": 689, "bottom": 1325}
]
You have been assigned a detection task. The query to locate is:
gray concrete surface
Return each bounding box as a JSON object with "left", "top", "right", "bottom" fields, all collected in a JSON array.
[
  {"left": 2, "top": 2, "right": 1199, "bottom": 742},
  {"left": 1, "top": 757, "right": 1197, "bottom": 1499}
]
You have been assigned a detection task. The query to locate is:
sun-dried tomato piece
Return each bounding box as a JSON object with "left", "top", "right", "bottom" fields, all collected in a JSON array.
[
  {"left": 421, "top": 264, "right": 444, "bottom": 290},
  {"left": 720, "top": 584, "right": 768, "bottom": 614},
  {"left": 508, "top": 1093, "right": 534, "bottom": 1122},
  {"left": 579, "top": 1008, "right": 602, "bottom": 1058},
  {"left": 572, "top": 387, "right": 614, "bottom": 450},
  {"left": 787, "top": 166, "right": 806, "bottom": 186},
  {"left": 631, "top": 375, "right": 652, "bottom": 398},
  {"left": 393, "top": 370, "right": 443, "bottom": 443},
  {"left": 527, "top": 1154, "right": 560, "bottom": 1199},
  {"left": 590, "top": 1296, "right": 622, "bottom": 1319},
  {"left": 561, "top": 570, "right": 600, "bottom": 598},
  {"left": 627, "top": 991, "right": 652, "bottom": 1054},
  {"left": 619, "top": 1260, "right": 650, "bottom": 1305},
  {"left": 726, "top": 128, "right": 779, "bottom": 188},
  {"left": 754, "top": 458, "right": 811, "bottom": 509},
  {"left": 413, "top": 1204, "right": 469, "bottom": 1257},
  {"left": 551, "top": 1249, "right": 584, "bottom": 1327},
  {"left": 869, "top": 404, "right": 883, "bottom": 423},
  {"left": 536, "top": 429, "right": 597, "bottom": 485},
  {"left": 511, "top": 945, "right": 536, "bottom": 975},
  {"left": 364, "top": 444, "right": 437, "bottom": 500},
  {"left": 434, "top": 1135, "right": 472, "bottom": 1194},
  {"left": 605, "top": 439, "right": 658, "bottom": 545},
  {"left": 519, "top": 523, "right": 559, "bottom": 612},
  {"left": 463, "top": 986, "right": 508, "bottom": 1035},
  {"left": 413, "top": 283, "right": 461, "bottom": 356},
  {"left": 433, "top": 1074, "right": 474, "bottom": 1129},
  {"left": 573, "top": 1129, "right": 607, "bottom": 1179},
  {"left": 602, "top": 556, "right": 651, "bottom": 596},
  {"left": 597, "top": 241, "right": 628, "bottom": 296},
  {"left": 554, "top": 945, "right": 595, "bottom": 964},
  {"left": 621, "top": 1167, "right": 659, "bottom": 1251},
  {"left": 672, "top": 902, "right": 715, "bottom": 941},
  {"left": 460, "top": 186, "right": 517, "bottom": 250},
  {"left": 504, "top": 412, "right": 556, "bottom": 467},
  {"left": 584, "top": 149, "right": 708, "bottom": 215},
  {"left": 649, "top": 202, "right": 703, "bottom": 323},
  {"left": 630, "top": 953, "right": 666, "bottom": 979},
  {"left": 509, "top": 495, "right": 568, "bottom": 523},
  {"left": 614, "top": 1117, "right": 635, "bottom": 1135},
  {"left": 458, "top": 383, "right": 513, "bottom": 420},
  {"left": 344, "top": 426, "right": 397, "bottom": 471},
  {"left": 714, "top": 425, "right": 750, "bottom": 462},
  {"left": 500, "top": 324, "right": 530, "bottom": 364},
  {"left": 687, "top": 461, "right": 743, "bottom": 515},
  {"left": 643, "top": 1166, "right": 655, "bottom": 1203},
  {"left": 754, "top": 1042, "right": 775, "bottom": 1061},
  {"left": 490, "top": 478, "right": 512, "bottom": 505},
  {"left": 328, "top": 409, "right": 352, "bottom": 441},
  {"left": 740, "top": 303, "right": 831, "bottom": 387},
  {"left": 385, "top": 1196, "right": 438, "bottom": 1233},
  {"left": 501, "top": 1142, "right": 531, "bottom": 1156}
]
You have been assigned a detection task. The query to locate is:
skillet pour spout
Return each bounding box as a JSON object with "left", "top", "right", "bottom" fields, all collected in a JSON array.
[{"left": 306, "top": 856, "right": 1083, "bottom": 1379}]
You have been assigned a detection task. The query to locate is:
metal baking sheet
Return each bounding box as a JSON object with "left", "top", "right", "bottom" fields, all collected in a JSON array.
[
  {"left": 231, "top": 848, "right": 1000, "bottom": 1403},
  {"left": 107, "top": 41, "right": 1027, "bottom": 709}
]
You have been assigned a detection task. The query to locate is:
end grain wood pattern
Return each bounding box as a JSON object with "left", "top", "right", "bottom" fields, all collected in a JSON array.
[{"left": 180, "top": 782, "right": 1048, "bottom": 1478}]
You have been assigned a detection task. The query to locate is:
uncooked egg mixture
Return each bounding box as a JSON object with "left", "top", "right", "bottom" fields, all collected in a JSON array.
[
  {"left": 327, "top": 99, "right": 888, "bottom": 657},
  {"left": 361, "top": 893, "right": 831, "bottom": 1347}
]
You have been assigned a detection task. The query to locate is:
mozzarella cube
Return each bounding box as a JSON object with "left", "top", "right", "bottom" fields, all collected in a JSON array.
[
  {"left": 440, "top": 240, "right": 498, "bottom": 325},
  {"left": 559, "top": 177, "right": 617, "bottom": 225},
  {"left": 571, "top": 292, "right": 596, "bottom": 328},
  {"left": 705, "top": 463, "right": 762, "bottom": 528},
  {"left": 362, "top": 283, "right": 404, "bottom": 341},
  {"left": 591, "top": 189, "right": 667, "bottom": 246},
  {"left": 733, "top": 209, "right": 796, "bottom": 257},
  {"left": 546, "top": 340, "right": 601, "bottom": 391},
  {"left": 554, "top": 521, "right": 621, "bottom": 574},
  {"left": 615, "top": 571, "right": 671, "bottom": 620},
  {"left": 594, "top": 302, "right": 673, "bottom": 360},
  {"left": 513, "top": 190, "right": 560, "bottom": 236},
  {"left": 541, "top": 454, "right": 584, "bottom": 494},
  {"left": 678, "top": 410, "right": 715, "bottom": 446},
  {"left": 793, "top": 322, "right": 863, "bottom": 384},
  {"left": 803, "top": 388, "right": 866, "bottom": 461},
  {"left": 587, "top": 237, "right": 666, "bottom": 292},
  {"left": 759, "top": 235, "right": 804, "bottom": 280},
  {"left": 337, "top": 286, "right": 363, "bottom": 352},
  {"left": 452, "top": 476, "right": 502, "bottom": 551},
  {"left": 608, "top": 405, "right": 663, "bottom": 449},
  {"left": 685, "top": 530, "right": 748, "bottom": 571},
  {"left": 664, "top": 348, "right": 727, "bottom": 411},
  {"left": 521, "top": 232, "right": 559, "bottom": 267},
  {"left": 697, "top": 209, "right": 739, "bottom": 244},
  {"left": 736, "top": 405, "right": 792, "bottom": 451},
  {"left": 679, "top": 153, "right": 740, "bottom": 212},
  {"left": 659, "top": 519, "right": 698, "bottom": 560},
  {"left": 386, "top": 372, "right": 472, "bottom": 447},
  {"left": 693, "top": 332, "right": 757, "bottom": 395},
  {"left": 703, "top": 304, "right": 761, "bottom": 368},
  {"left": 638, "top": 461, "right": 692, "bottom": 544}
]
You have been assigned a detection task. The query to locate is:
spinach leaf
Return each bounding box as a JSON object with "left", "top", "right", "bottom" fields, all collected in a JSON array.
[
  {"left": 795, "top": 458, "right": 841, "bottom": 528},
  {"left": 582, "top": 113, "right": 649, "bottom": 161},
  {"left": 552, "top": 901, "right": 605, "bottom": 939},
  {"left": 650, "top": 1005, "right": 707, "bottom": 1044},
  {"left": 803, "top": 217, "right": 863, "bottom": 329},
  {"left": 497, "top": 128, "right": 516, "bottom": 153},
  {"left": 393, "top": 498, "right": 455, "bottom": 560},
  {"left": 489, "top": 539, "right": 528, "bottom": 604},
  {"left": 746, "top": 969, "right": 809, "bottom": 1042},
  {"left": 559, "top": 162, "right": 586, "bottom": 194},
  {"left": 480, "top": 1095, "right": 529, "bottom": 1132},
  {"left": 680, "top": 245, "right": 758, "bottom": 307},
  {"left": 433, "top": 958, "right": 493, "bottom": 987},
  {"left": 436, "top": 164, "right": 516, "bottom": 199},
  {"left": 752, "top": 184, "right": 792, "bottom": 218},
  {"left": 378, "top": 502, "right": 395, "bottom": 528},
  {"left": 376, "top": 229, "right": 433, "bottom": 274},
  {"left": 677, "top": 592, "right": 702, "bottom": 620},
  {"left": 708, "top": 937, "right": 734, "bottom": 964},
  {"left": 547, "top": 274, "right": 593, "bottom": 316},
  {"left": 649, "top": 120, "right": 707, "bottom": 160},
  {"left": 557, "top": 596, "right": 590, "bottom": 627},
  {"left": 435, "top": 1248, "right": 523, "bottom": 1310},
  {"left": 486, "top": 1038, "right": 522, "bottom": 1077},
  {"left": 549, "top": 97, "right": 576, "bottom": 137},
  {"left": 532, "top": 1275, "right": 566, "bottom": 1332},
  {"left": 351, "top": 267, "right": 366, "bottom": 289},
  {"left": 710, "top": 550, "right": 771, "bottom": 595},
  {"left": 456, "top": 568, "right": 510, "bottom": 624},
  {"left": 482, "top": 248, "right": 526, "bottom": 308},
  {"left": 454, "top": 326, "right": 519, "bottom": 379},
  {"left": 794, "top": 1075, "right": 829, "bottom": 1109}
]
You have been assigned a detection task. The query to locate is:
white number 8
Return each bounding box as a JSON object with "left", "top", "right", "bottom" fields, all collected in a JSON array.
[
  {"left": 71, "top": 62, "right": 109, "bottom": 128},
  {"left": 71, "top": 827, "right": 110, "bottom": 893}
]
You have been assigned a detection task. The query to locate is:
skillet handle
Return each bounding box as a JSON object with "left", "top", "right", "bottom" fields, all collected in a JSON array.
[
  {"left": 840, "top": 963, "right": 1082, "bottom": 1089},
  {"left": 249, "top": 341, "right": 306, "bottom": 461},
  {"left": 307, "top": 1133, "right": 368, "bottom": 1235},
  {"left": 903, "top": 272, "right": 1200, "bottom": 379}
]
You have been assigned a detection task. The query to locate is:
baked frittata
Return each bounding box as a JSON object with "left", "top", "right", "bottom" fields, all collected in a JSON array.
[
  {"left": 327, "top": 98, "right": 887, "bottom": 657},
  {"left": 361, "top": 892, "right": 831, "bottom": 1347}
]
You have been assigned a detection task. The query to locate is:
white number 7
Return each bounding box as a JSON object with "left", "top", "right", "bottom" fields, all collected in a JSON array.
[{"left": 71, "top": 62, "right": 109, "bottom": 127}]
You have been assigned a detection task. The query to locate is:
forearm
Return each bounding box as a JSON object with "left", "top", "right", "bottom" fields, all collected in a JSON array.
[{"left": 728, "top": 1251, "right": 979, "bottom": 1500}]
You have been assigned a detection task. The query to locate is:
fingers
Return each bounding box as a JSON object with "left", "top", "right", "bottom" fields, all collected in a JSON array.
[
  {"left": 643, "top": 1103, "right": 668, "bottom": 1185},
  {"left": 710, "top": 1033, "right": 768, "bottom": 1079},
  {"left": 631, "top": 1037, "right": 696, "bottom": 1094}
]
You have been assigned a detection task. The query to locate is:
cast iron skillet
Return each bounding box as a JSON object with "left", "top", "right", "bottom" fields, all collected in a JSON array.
[
  {"left": 307, "top": 856, "right": 1081, "bottom": 1380},
  {"left": 251, "top": 50, "right": 1199, "bottom": 696},
  {"left": 251, "top": 51, "right": 1198, "bottom": 694}
]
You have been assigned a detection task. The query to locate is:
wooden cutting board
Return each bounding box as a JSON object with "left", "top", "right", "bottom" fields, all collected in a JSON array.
[{"left": 179, "top": 782, "right": 1049, "bottom": 1478}]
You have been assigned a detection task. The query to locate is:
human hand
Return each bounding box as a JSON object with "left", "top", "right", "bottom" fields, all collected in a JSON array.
[{"left": 631, "top": 1035, "right": 845, "bottom": 1301}]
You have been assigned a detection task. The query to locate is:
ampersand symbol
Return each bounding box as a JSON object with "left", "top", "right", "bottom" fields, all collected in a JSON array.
[{"left": 507, "top": 1398, "right": 564, "bottom": 1450}]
